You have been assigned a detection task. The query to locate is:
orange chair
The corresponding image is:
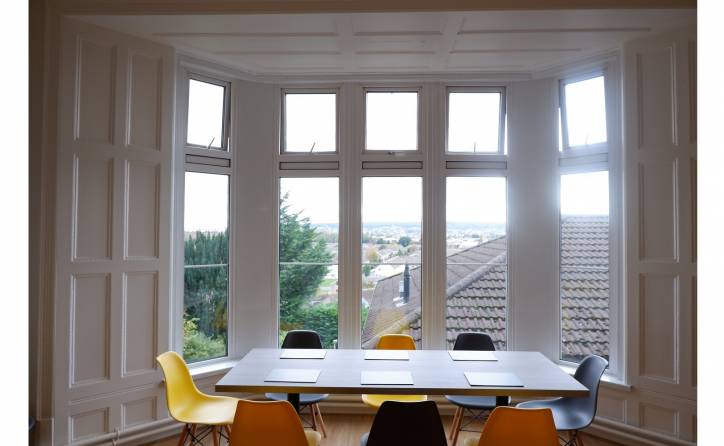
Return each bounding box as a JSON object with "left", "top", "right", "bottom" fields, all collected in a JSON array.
[
  {"left": 229, "top": 400, "right": 321, "bottom": 446},
  {"left": 156, "top": 351, "right": 239, "bottom": 445},
  {"left": 361, "top": 334, "right": 428, "bottom": 408},
  {"left": 462, "top": 406, "right": 559, "bottom": 446}
]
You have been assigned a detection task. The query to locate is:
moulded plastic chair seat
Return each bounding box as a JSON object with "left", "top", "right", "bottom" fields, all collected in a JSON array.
[
  {"left": 462, "top": 407, "right": 558, "bottom": 446},
  {"left": 516, "top": 354, "right": 609, "bottom": 432},
  {"left": 360, "top": 400, "right": 447, "bottom": 446},
  {"left": 229, "top": 400, "right": 321, "bottom": 446},
  {"left": 361, "top": 334, "right": 427, "bottom": 409},
  {"left": 156, "top": 351, "right": 239, "bottom": 426},
  {"left": 445, "top": 395, "right": 503, "bottom": 410}
]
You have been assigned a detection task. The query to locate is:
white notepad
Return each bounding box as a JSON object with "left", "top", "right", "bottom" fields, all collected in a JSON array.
[
  {"left": 264, "top": 368, "right": 321, "bottom": 383},
  {"left": 280, "top": 349, "right": 327, "bottom": 359},
  {"left": 364, "top": 350, "right": 409, "bottom": 360},
  {"left": 448, "top": 351, "right": 497, "bottom": 361},
  {"left": 464, "top": 372, "right": 524, "bottom": 387},
  {"left": 361, "top": 371, "right": 414, "bottom": 385}
]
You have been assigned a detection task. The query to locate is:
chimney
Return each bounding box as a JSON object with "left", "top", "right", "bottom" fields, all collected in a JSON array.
[{"left": 401, "top": 264, "right": 410, "bottom": 304}]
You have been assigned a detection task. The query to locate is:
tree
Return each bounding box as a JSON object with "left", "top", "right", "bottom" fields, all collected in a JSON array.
[
  {"left": 398, "top": 236, "right": 412, "bottom": 247},
  {"left": 279, "top": 194, "right": 335, "bottom": 345}
]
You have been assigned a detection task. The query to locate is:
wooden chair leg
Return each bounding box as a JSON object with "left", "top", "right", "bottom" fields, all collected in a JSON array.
[
  {"left": 313, "top": 404, "right": 328, "bottom": 437},
  {"left": 449, "top": 407, "right": 462, "bottom": 440},
  {"left": 308, "top": 405, "right": 318, "bottom": 432},
  {"left": 176, "top": 424, "right": 189, "bottom": 446},
  {"left": 576, "top": 431, "right": 585, "bottom": 446},
  {"left": 212, "top": 426, "right": 220, "bottom": 446},
  {"left": 451, "top": 408, "right": 463, "bottom": 446},
  {"left": 224, "top": 424, "right": 232, "bottom": 443}
]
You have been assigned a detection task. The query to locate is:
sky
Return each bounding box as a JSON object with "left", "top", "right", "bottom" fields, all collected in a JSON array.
[{"left": 184, "top": 77, "right": 609, "bottom": 230}]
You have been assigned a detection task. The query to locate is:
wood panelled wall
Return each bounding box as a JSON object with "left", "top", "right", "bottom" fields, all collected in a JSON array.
[{"left": 53, "top": 19, "right": 175, "bottom": 445}]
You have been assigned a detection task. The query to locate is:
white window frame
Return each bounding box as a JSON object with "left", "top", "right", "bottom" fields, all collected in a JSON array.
[
  {"left": 363, "top": 86, "right": 423, "bottom": 155},
  {"left": 185, "top": 73, "right": 232, "bottom": 152},
  {"left": 555, "top": 61, "right": 623, "bottom": 380},
  {"left": 558, "top": 71, "right": 609, "bottom": 156},
  {"left": 174, "top": 60, "right": 237, "bottom": 367},
  {"left": 280, "top": 88, "right": 340, "bottom": 155},
  {"left": 445, "top": 86, "right": 507, "bottom": 156}
]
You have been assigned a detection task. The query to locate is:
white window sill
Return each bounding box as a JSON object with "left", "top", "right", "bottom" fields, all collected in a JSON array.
[
  {"left": 558, "top": 364, "right": 631, "bottom": 392},
  {"left": 188, "top": 358, "right": 239, "bottom": 380}
]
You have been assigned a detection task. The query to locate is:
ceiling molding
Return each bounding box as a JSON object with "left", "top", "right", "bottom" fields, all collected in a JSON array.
[
  {"left": 458, "top": 27, "right": 653, "bottom": 34},
  {"left": 52, "top": 0, "right": 697, "bottom": 15}
]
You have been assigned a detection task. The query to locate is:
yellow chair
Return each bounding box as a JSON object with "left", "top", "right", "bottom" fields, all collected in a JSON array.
[
  {"left": 156, "top": 351, "right": 239, "bottom": 445},
  {"left": 229, "top": 400, "right": 321, "bottom": 446},
  {"left": 462, "top": 406, "right": 559, "bottom": 446},
  {"left": 361, "top": 334, "right": 428, "bottom": 409}
]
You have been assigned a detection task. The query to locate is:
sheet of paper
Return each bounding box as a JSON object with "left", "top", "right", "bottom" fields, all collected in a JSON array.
[
  {"left": 280, "top": 349, "right": 327, "bottom": 359},
  {"left": 364, "top": 350, "right": 409, "bottom": 360},
  {"left": 361, "top": 371, "right": 414, "bottom": 385},
  {"left": 264, "top": 368, "right": 321, "bottom": 383},
  {"left": 448, "top": 350, "right": 497, "bottom": 361},
  {"left": 464, "top": 372, "right": 524, "bottom": 387}
]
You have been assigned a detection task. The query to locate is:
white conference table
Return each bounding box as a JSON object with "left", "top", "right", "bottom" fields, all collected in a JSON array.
[{"left": 215, "top": 348, "right": 587, "bottom": 412}]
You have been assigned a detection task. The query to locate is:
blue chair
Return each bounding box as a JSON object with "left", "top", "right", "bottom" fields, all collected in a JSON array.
[
  {"left": 446, "top": 333, "right": 510, "bottom": 446},
  {"left": 517, "top": 355, "right": 608, "bottom": 446},
  {"left": 266, "top": 330, "right": 328, "bottom": 437}
]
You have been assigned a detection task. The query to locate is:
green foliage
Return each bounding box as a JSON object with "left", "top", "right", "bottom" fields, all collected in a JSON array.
[
  {"left": 183, "top": 230, "right": 229, "bottom": 362},
  {"left": 279, "top": 194, "right": 336, "bottom": 346},
  {"left": 398, "top": 236, "right": 412, "bottom": 247},
  {"left": 183, "top": 317, "right": 226, "bottom": 363},
  {"left": 362, "top": 264, "right": 374, "bottom": 277}
]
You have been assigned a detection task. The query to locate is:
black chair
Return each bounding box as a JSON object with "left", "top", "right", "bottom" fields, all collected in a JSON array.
[
  {"left": 517, "top": 355, "right": 608, "bottom": 446},
  {"left": 445, "top": 333, "right": 511, "bottom": 446},
  {"left": 361, "top": 400, "right": 447, "bottom": 446},
  {"left": 266, "top": 330, "right": 329, "bottom": 437}
]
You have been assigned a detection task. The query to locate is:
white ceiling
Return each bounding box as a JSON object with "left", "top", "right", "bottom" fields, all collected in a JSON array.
[{"left": 79, "top": 9, "right": 695, "bottom": 76}]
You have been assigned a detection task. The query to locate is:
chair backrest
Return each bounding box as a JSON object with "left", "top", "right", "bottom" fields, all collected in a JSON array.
[
  {"left": 453, "top": 332, "right": 496, "bottom": 351},
  {"left": 282, "top": 330, "right": 324, "bottom": 349},
  {"left": 376, "top": 334, "right": 416, "bottom": 350},
  {"left": 365, "top": 401, "right": 447, "bottom": 446},
  {"left": 475, "top": 407, "right": 558, "bottom": 446},
  {"left": 566, "top": 354, "right": 608, "bottom": 425},
  {"left": 156, "top": 351, "right": 203, "bottom": 420},
  {"left": 230, "top": 400, "right": 309, "bottom": 446}
]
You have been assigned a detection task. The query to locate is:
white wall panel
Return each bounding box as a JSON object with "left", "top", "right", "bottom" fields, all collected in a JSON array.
[
  {"left": 641, "top": 402, "right": 678, "bottom": 436},
  {"left": 125, "top": 161, "right": 160, "bottom": 259},
  {"left": 76, "top": 39, "right": 116, "bottom": 145},
  {"left": 73, "top": 154, "right": 113, "bottom": 260},
  {"left": 638, "top": 160, "right": 678, "bottom": 261},
  {"left": 127, "top": 52, "right": 162, "bottom": 151},
  {"left": 639, "top": 273, "right": 678, "bottom": 382},
  {"left": 122, "top": 272, "right": 158, "bottom": 376},
  {"left": 71, "top": 274, "right": 111, "bottom": 386},
  {"left": 635, "top": 45, "right": 675, "bottom": 151},
  {"left": 55, "top": 18, "right": 174, "bottom": 445},
  {"left": 70, "top": 408, "right": 110, "bottom": 441}
]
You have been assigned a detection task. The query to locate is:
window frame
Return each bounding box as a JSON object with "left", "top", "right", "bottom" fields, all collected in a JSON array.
[
  {"left": 175, "top": 61, "right": 236, "bottom": 367},
  {"left": 558, "top": 71, "right": 609, "bottom": 155},
  {"left": 280, "top": 88, "right": 340, "bottom": 155},
  {"left": 185, "top": 73, "right": 232, "bottom": 152},
  {"left": 554, "top": 61, "right": 623, "bottom": 380},
  {"left": 363, "top": 87, "right": 422, "bottom": 155},
  {"left": 445, "top": 86, "right": 507, "bottom": 156}
]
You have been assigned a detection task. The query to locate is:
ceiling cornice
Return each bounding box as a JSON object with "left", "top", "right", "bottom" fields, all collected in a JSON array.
[{"left": 51, "top": 0, "right": 697, "bottom": 15}]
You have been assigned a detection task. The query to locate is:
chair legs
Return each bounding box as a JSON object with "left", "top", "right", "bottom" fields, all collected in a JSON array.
[
  {"left": 449, "top": 407, "right": 462, "bottom": 440},
  {"left": 176, "top": 425, "right": 189, "bottom": 446},
  {"left": 176, "top": 423, "right": 231, "bottom": 446},
  {"left": 312, "top": 403, "right": 328, "bottom": 437},
  {"left": 450, "top": 407, "right": 464, "bottom": 446}
]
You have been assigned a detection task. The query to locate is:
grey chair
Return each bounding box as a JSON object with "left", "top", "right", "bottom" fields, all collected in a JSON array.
[
  {"left": 517, "top": 354, "right": 608, "bottom": 446},
  {"left": 361, "top": 400, "right": 447, "bottom": 446},
  {"left": 445, "top": 333, "right": 510, "bottom": 446},
  {"left": 265, "top": 330, "right": 329, "bottom": 437}
]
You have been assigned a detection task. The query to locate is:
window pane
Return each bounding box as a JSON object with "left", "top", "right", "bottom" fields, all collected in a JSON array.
[
  {"left": 183, "top": 172, "right": 229, "bottom": 363},
  {"left": 279, "top": 178, "right": 339, "bottom": 348},
  {"left": 446, "top": 177, "right": 507, "bottom": 350},
  {"left": 187, "top": 79, "right": 226, "bottom": 149},
  {"left": 448, "top": 92, "right": 501, "bottom": 153},
  {"left": 361, "top": 177, "right": 422, "bottom": 348},
  {"left": 284, "top": 93, "right": 336, "bottom": 153},
  {"left": 564, "top": 76, "right": 607, "bottom": 147},
  {"left": 560, "top": 171, "right": 610, "bottom": 363},
  {"left": 365, "top": 92, "right": 418, "bottom": 151}
]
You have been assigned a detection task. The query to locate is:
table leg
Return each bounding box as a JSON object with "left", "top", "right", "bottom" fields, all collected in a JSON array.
[
  {"left": 495, "top": 396, "right": 509, "bottom": 407},
  {"left": 287, "top": 393, "right": 301, "bottom": 412}
]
